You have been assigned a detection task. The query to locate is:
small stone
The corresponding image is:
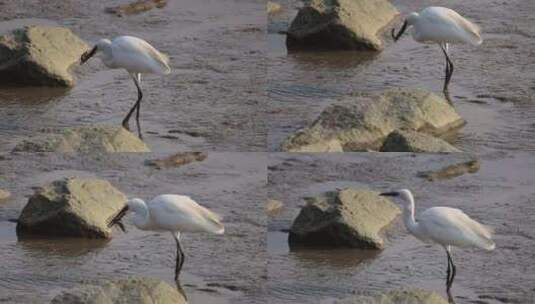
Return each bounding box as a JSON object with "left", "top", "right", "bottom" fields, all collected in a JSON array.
[
  {"left": 105, "top": 0, "right": 167, "bottom": 17},
  {"left": 0, "top": 189, "right": 11, "bottom": 200},
  {"left": 267, "top": 1, "right": 282, "bottom": 15},
  {"left": 418, "top": 159, "right": 480, "bottom": 181},
  {"left": 145, "top": 152, "right": 207, "bottom": 169},
  {"left": 265, "top": 199, "right": 284, "bottom": 217}
]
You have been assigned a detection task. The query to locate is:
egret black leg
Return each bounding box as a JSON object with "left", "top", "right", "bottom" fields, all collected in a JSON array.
[
  {"left": 440, "top": 43, "right": 454, "bottom": 94},
  {"left": 134, "top": 74, "right": 143, "bottom": 139},
  {"left": 450, "top": 255, "right": 457, "bottom": 289},
  {"left": 174, "top": 234, "right": 185, "bottom": 281},
  {"left": 122, "top": 73, "right": 143, "bottom": 135},
  {"left": 135, "top": 100, "right": 142, "bottom": 140},
  {"left": 179, "top": 244, "right": 185, "bottom": 271},
  {"left": 446, "top": 250, "right": 452, "bottom": 287},
  {"left": 446, "top": 249, "right": 456, "bottom": 292}
]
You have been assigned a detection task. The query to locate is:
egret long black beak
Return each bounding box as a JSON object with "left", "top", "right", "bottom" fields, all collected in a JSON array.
[
  {"left": 391, "top": 20, "right": 408, "bottom": 42},
  {"left": 107, "top": 205, "right": 129, "bottom": 233},
  {"left": 380, "top": 192, "right": 400, "bottom": 197},
  {"left": 80, "top": 46, "right": 97, "bottom": 64}
]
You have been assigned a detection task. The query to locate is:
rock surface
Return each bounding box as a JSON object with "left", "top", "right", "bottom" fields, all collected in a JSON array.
[
  {"left": 267, "top": 1, "right": 282, "bottom": 15},
  {"left": 50, "top": 277, "right": 187, "bottom": 304},
  {"left": 418, "top": 159, "right": 480, "bottom": 181},
  {"left": 0, "top": 24, "right": 88, "bottom": 86},
  {"left": 337, "top": 288, "right": 448, "bottom": 304},
  {"left": 286, "top": 0, "right": 399, "bottom": 51},
  {"left": 282, "top": 88, "right": 465, "bottom": 152},
  {"left": 289, "top": 188, "right": 400, "bottom": 249},
  {"left": 287, "top": 138, "right": 344, "bottom": 153},
  {"left": 17, "top": 177, "right": 127, "bottom": 238},
  {"left": 380, "top": 129, "right": 461, "bottom": 152},
  {"left": 105, "top": 0, "right": 167, "bottom": 17},
  {"left": 145, "top": 151, "right": 207, "bottom": 169},
  {"left": 266, "top": 199, "right": 284, "bottom": 217},
  {"left": 13, "top": 126, "right": 150, "bottom": 153},
  {"left": 0, "top": 189, "right": 10, "bottom": 200}
]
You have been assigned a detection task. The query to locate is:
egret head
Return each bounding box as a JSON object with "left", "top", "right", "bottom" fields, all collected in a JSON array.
[
  {"left": 80, "top": 39, "right": 112, "bottom": 64},
  {"left": 126, "top": 198, "right": 147, "bottom": 214},
  {"left": 392, "top": 12, "right": 418, "bottom": 42},
  {"left": 406, "top": 12, "right": 420, "bottom": 25},
  {"left": 380, "top": 189, "right": 415, "bottom": 208}
]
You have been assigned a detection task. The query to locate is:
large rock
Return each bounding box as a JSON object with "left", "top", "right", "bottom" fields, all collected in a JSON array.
[
  {"left": 13, "top": 126, "right": 150, "bottom": 153},
  {"left": 380, "top": 129, "right": 461, "bottom": 152},
  {"left": 289, "top": 189, "right": 400, "bottom": 249},
  {"left": 337, "top": 288, "right": 448, "bottom": 304},
  {"left": 51, "top": 277, "right": 187, "bottom": 304},
  {"left": 17, "top": 177, "right": 127, "bottom": 239},
  {"left": 0, "top": 23, "right": 88, "bottom": 86},
  {"left": 282, "top": 88, "right": 465, "bottom": 152},
  {"left": 286, "top": 0, "right": 399, "bottom": 51}
]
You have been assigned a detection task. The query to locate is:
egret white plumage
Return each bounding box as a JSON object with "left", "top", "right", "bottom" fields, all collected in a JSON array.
[
  {"left": 107, "top": 194, "right": 224, "bottom": 281},
  {"left": 391, "top": 7, "right": 482, "bottom": 94},
  {"left": 380, "top": 189, "right": 495, "bottom": 295},
  {"left": 80, "top": 36, "right": 171, "bottom": 139}
]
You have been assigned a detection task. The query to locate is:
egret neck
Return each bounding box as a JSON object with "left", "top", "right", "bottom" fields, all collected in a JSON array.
[
  {"left": 401, "top": 192, "right": 421, "bottom": 238},
  {"left": 96, "top": 39, "right": 116, "bottom": 68},
  {"left": 128, "top": 198, "right": 152, "bottom": 230}
]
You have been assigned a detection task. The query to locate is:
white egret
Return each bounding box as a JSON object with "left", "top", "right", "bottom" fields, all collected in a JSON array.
[
  {"left": 107, "top": 194, "right": 224, "bottom": 280},
  {"left": 391, "top": 7, "right": 482, "bottom": 94},
  {"left": 380, "top": 189, "right": 495, "bottom": 294},
  {"left": 81, "top": 36, "right": 171, "bottom": 139}
]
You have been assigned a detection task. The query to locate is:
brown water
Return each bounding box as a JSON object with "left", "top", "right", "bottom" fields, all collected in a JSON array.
[
  {"left": 267, "top": 0, "right": 535, "bottom": 154},
  {"left": 0, "top": 0, "right": 267, "bottom": 152},
  {"left": 268, "top": 152, "right": 535, "bottom": 303},
  {"left": 0, "top": 153, "right": 267, "bottom": 303},
  {"left": 1, "top": 0, "right": 535, "bottom": 303}
]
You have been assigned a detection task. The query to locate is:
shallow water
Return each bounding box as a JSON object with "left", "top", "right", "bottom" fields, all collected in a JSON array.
[
  {"left": 0, "top": 152, "right": 267, "bottom": 303},
  {"left": 0, "top": 0, "right": 267, "bottom": 152},
  {"left": 1, "top": 0, "right": 535, "bottom": 303},
  {"left": 267, "top": 0, "right": 535, "bottom": 154},
  {"left": 267, "top": 152, "right": 535, "bottom": 303}
]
